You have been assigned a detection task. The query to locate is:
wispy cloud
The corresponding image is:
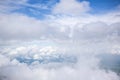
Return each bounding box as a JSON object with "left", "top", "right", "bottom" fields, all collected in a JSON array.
[{"left": 0, "top": 0, "right": 49, "bottom": 13}]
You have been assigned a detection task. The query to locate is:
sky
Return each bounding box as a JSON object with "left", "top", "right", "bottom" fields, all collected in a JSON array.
[
  {"left": 0, "top": 0, "right": 120, "bottom": 18},
  {"left": 0, "top": 0, "right": 120, "bottom": 80}
]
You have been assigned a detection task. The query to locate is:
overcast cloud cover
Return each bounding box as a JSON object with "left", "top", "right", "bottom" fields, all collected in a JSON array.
[{"left": 0, "top": 0, "right": 120, "bottom": 80}]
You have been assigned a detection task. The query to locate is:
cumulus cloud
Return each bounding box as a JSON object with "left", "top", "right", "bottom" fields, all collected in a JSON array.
[
  {"left": 0, "top": 42, "right": 120, "bottom": 80},
  {"left": 0, "top": 13, "right": 72, "bottom": 40},
  {"left": 0, "top": 13, "right": 48, "bottom": 40},
  {"left": 73, "top": 22, "right": 120, "bottom": 40},
  {"left": 0, "top": 13, "right": 120, "bottom": 41},
  {"left": 53, "top": 0, "right": 90, "bottom": 15},
  {"left": 0, "top": 40, "right": 120, "bottom": 80},
  {"left": 0, "top": 0, "right": 120, "bottom": 80}
]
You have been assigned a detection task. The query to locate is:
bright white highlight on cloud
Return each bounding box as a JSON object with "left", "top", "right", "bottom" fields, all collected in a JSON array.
[{"left": 53, "top": 0, "right": 90, "bottom": 15}]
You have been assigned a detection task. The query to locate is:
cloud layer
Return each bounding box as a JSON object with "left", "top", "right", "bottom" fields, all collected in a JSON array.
[
  {"left": 0, "top": 41, "right": 120, "bottom": 80},
  {"left": 0, "top": 0, "right": 120, "bottom": 80},
  {"left": 0, "top": 12, "right": 120, "bottom": 41}
]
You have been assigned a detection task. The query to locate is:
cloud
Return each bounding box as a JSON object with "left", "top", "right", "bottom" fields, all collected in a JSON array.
[
  {"left": 0, "top": 26, "right": 120, "bottom": 80},
  {"left": 0, "top": 13, "right": 120, "bottom": 41},
  {"left": 53, "top": 0, "right": 91, "bottom": 15},
  {"left": 0, "top": 26, "right": 119, "bottom": 80},
  {"left": 0, "top": 13, "right": 48, "bottom": 40},
  {"left": 0, "top": 13, "right": 71, "bottom": 40},
  {"left": 0, "top": 0, "right": 28, "bottom": 13},
  {"left": 0, "top": 1, "right": 120, "bottom": 80},
  {"left": 0, "top": 55, "right": 10, "bottom": 67},
  {"left": 0, "top": 0, "right": 49, "bottom": 13},
  {"left": 0, "top": 43, "right": 120, "bottom": 80}
]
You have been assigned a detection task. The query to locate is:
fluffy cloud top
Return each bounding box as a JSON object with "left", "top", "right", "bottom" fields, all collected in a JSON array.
[{"left": 53, "top": 0, "right": 90, "bottom": 15}]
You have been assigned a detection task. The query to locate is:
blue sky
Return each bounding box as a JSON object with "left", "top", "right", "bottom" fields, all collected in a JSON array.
[
  {"left": 9, "top": 0, "right": 120, "bottom": 19},
  {"left": 0, "top": 0, "right": 120, "bottom": 40},
  {"left": 81, "top": 0, "right": 120, "bottom": 13},
  {"left": 27, "top": 0, "right": 120, "bottom": 11}
]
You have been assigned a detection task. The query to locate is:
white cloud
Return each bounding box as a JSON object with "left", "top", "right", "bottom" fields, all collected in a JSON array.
[
  {"left": 0, "top": 55, "right": 10, "bottom": 67},
  {"left": 0, "top": 12, "right": 120, "bottom": 41},
  {"left": 0, "top": 13, "right": 48, "bottom": 40},
  {"left": 0, "top": 13, "right": 72, "bottom": 40},
  {"left": 0, "top": 1, "right": 120, "bottom": 80},
  {"left": 0, "top": 46, "right": 119, "bottom": 80},
  {"left": 53, "top": 0, "right": 91, "bottom": 15}
]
